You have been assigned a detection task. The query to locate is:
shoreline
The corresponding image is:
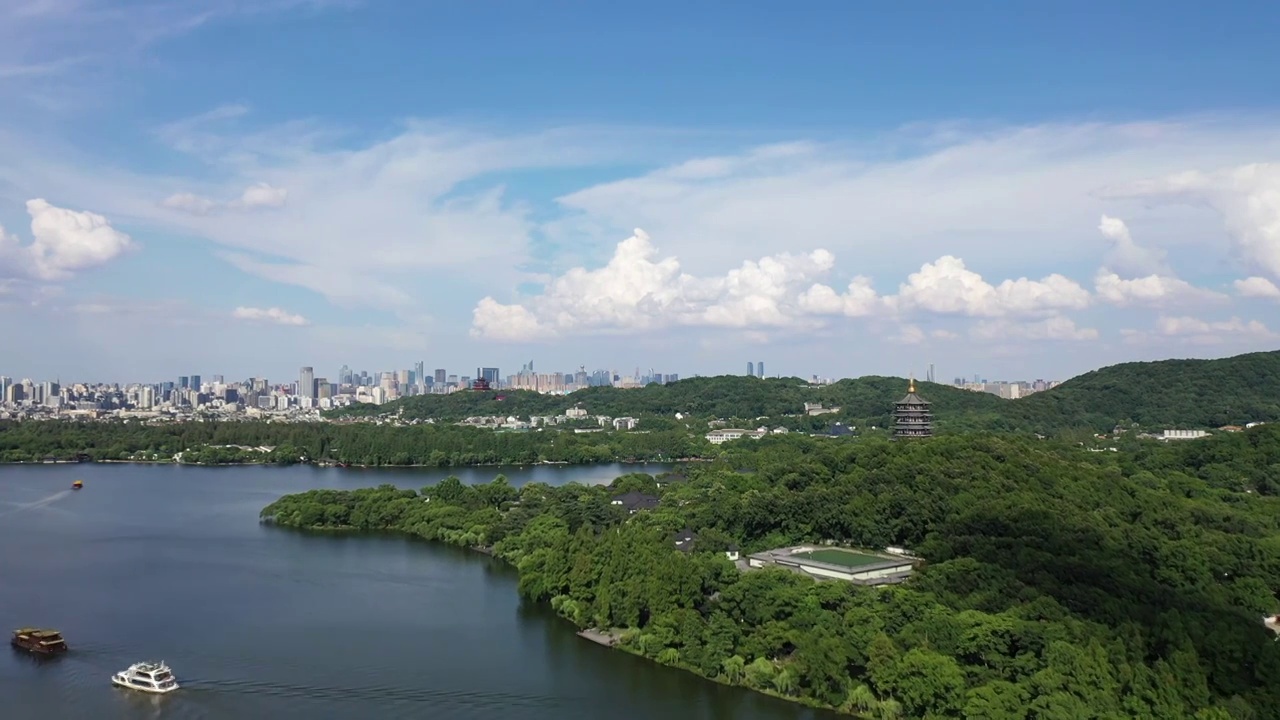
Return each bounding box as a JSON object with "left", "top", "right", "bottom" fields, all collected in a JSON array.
[
  {"left": 268, "top": 521, "right": 851, "bottom": 717},
  {"left": 0, "top": 458, "right": 701, "bottom": 469}
]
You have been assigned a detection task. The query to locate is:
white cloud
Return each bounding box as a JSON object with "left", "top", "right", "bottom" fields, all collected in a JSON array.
[
  {"left": 1156, "top": 315, "right": 1273, "bottom": 337},
  {"left": 1097, "top": 214, "right": 1169, "bottom": 276},
  {"left": 470, "top": 229, "right": 1096, "bottom": 341},
  {"left": 0, "top": 199, "right": 134, "bottom": 281},
  {"left": 162, "top": 183, "right": 288, "bottom": 215},
  {"left": 1094, "top": 269, "right": 1226, "bottom": 307},
  {"left": 1122, "top": 315, "right": 1276, "bottom": 346},
  {"left": 796, "top": 277, "right": 881, "bottom": 317},
  {"left": 470, "top": 229, "right": 846, "bottom": 341},
  {"left": 231, "top": 306, "right": 310, "bottom": 326},
  {"left": 1108, "top": 163, "right": 1280, "bottom": 280},
  {"left": 0, "top": 1, "right": 357, "bottom": 101},
  {"left": 890, "top": 256, "right": 1090, "bottom": 317},
  {"left": 552, "top": 119, "right": 1280, "bottom": 281},
  {"left": 1234, "top": 276, "right": 1280, "bottom": 299},
  {"left": 233, "top": 182, "right": 288, "bottom": 209}
]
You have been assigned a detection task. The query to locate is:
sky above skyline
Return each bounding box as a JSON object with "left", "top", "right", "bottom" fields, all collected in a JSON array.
[{"left": 2, "top": 0, "right": 1280, "bottom": 384}]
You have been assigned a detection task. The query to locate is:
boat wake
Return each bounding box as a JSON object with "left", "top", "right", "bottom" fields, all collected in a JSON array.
[
  {"left": 0, "top": 490, "right": 72, "bottom": 518},
  {"left": 186, "top": 676, "right": 566, "bottom": 710}
]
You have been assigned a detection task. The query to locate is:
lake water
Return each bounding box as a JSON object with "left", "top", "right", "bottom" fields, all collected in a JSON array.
[{"left": 0, "top": 463, "right": 839, "bottom": 720}]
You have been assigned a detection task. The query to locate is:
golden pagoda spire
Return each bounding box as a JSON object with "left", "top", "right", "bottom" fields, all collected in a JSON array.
[{"left": 908, "top": 374, "right": 915, "bottom": 393}]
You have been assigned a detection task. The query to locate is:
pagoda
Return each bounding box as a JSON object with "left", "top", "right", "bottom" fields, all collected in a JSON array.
[{"left": 891, "top": 377, "right": 933, "bottom": 439}]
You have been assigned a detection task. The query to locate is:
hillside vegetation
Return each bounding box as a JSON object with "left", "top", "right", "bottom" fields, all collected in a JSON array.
[
  {"left": 262, "top": 425, "right": 1280, "bottom": 718},
  {"left": 332, "top": 350, "right": 1280, "bottom": 435}
]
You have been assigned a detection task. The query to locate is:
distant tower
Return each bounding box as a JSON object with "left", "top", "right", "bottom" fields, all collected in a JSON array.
[
  {"left": 757, "top": 361, "right": 764, "bottom": 378},
  {"left": 891, "top": 377, "right": 933, "bottom": 439},
  {"left": 747, "top": 361, "right": 754, "bottom": 376},
  {"left": 299, "top": 367, "right": 314, "bottom": 399}
]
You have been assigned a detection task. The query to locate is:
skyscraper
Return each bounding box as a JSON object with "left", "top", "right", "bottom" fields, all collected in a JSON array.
[
  {"left": 747, "top": 361, "right": 754, "bottom": 376},
  {"left": 414, "top": 361, "right": 425, "bottom": 391},
  {"left": 299, "top": 366, "right": 315, "bottom": 399},
  {"left": 434, "top": 368, "right": 446, "bottom": 384},
  {"left": 757, "top": 361, "right": 764, "bottom": 378},
  {"left": 190, "top": 375, "right": 201, "bottom": 391}
]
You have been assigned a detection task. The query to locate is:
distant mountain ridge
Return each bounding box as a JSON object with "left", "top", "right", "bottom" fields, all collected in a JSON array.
[{"left": 334, "top": 349, "right": 1280, "bottom": 435}]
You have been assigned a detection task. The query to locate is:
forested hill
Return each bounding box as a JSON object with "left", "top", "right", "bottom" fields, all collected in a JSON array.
[
  {"left": 329, "top": 374, "right": 1010, "bottom": 429},
  {"left": 330, "top": 349, "right": 1280, "bottom": 435},
  {"left": 1010, "top": 349, "right": 1280, "bottom": 432}
]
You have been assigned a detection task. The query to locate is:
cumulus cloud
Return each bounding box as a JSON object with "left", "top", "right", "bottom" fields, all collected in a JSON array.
[
  {"left": 162, "top": 183, "right": 288, "bottom": 215},
  {"left": 470, "top": 229, "right": 1097, "bottom": 341},
  {"left": 1098, "top": 214, "right": 1169, "bottom": 276},
  {"left": 1093, "top": 269, "right": 1226, "bottom": 307},
  {"left": 890, "top": 256, "right": 1090, "bottom": 317},
  {"left": 0, "top": 199, "right": 134, "bottom": 281},
  {"left": 1108, "top": 163, "right": 1280, "bottom": 280},
  {"left": 470, "top": 229, "right": 847, "bottom": 341},
  {"left": 231, "top": 306, "right": 310, "bottom": 326},
  {"left": 1234, "top": 276, "right": 1280, "bottom": 299}
]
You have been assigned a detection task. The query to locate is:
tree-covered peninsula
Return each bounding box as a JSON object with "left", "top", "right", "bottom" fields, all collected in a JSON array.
[
  {"left": 0, "top": 420, "right": 706, "bottom": 465},
  {"left": 261, "top": 426, "right": 1280, "bottom": 718}
]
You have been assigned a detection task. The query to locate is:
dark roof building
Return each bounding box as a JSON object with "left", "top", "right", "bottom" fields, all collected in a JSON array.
[
  {"left": 670, "top": 528, "right": 740, "bottom": 560},
  {"left": 891, "top": 378, "right": 933, "bottom": 439},
  {"left": 611, "top": 491, "right": 659, "bottom": 513}
]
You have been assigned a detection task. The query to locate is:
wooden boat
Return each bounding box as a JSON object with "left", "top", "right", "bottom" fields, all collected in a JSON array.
[
  {"left": 72, "top": 480, "right": 83, "bottom": 490},
  {"left": 11, "top": 628, "right": 68, "bottom": 655}
]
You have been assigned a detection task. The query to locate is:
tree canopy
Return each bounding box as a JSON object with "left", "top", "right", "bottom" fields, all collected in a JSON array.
[
  {"left": 262, "top": 424, "right": 1280, "bottom": 718},
  {"left": 330, "top": 349, "right": 1280, "bottom": 436}
]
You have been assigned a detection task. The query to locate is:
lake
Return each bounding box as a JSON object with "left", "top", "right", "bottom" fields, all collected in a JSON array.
[{"left": 0, "top": 463, "right": 839, "bottom": 720}]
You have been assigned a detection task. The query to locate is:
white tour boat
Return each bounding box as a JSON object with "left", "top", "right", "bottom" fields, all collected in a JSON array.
[{"left": 111, "top": 661, "right": 180, "bottom": 694}]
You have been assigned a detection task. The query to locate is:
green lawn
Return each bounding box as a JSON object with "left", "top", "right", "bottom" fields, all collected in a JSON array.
[{"left": 794, "top": 548, "right": 886, "bottom": 568}]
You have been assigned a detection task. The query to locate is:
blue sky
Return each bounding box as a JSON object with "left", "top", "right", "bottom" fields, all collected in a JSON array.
[{"left": 2, "top": 0, "right": 1280, "bottom": 384}]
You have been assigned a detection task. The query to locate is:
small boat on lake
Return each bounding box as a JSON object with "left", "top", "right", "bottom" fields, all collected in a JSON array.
[
  {"left": 11, "top": 628, "right": 69, "bottom": 655},
  {"left": 72, "top": 480, "right": 83, "bottom": 490},
  {"left": 112, "top": 661, "right": 179, "bottom": 694}
]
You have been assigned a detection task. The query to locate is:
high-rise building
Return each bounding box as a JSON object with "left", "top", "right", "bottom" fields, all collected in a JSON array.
[
  {"left": 891, "top": 378, "right": 933, "bottom": 439},
  {"left": 299, "top": 366, "right": 315, "bottom": 399},
  {"left": 434, "top": 368, "right": 446, "bottom": 384},
  {"left": 757, "top": 361, "right": 764, "bottom": 378},
  {"left": 747, "top": 361, "right": 754, "bottom": 376},
  {"left": 414, "top": 361, "right": 425, "bottom": 391},
  {"left": 178, "top": 376, "right": 189, "bottom": 389},
  {"left": 480, "top": 367, "right": 500, "bottom": 385},
  {"left": 190, "top": 375, "right": 201, "bottom": 391}
]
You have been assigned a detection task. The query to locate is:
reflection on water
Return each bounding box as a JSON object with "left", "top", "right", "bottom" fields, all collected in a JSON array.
[{"left": 0, "top": 463, "right": 835, "bottom": 720}]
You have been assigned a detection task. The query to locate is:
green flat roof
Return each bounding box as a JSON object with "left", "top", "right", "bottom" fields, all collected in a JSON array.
[{"left": 792, "top": 548, "right": 888, "bottom": 568}]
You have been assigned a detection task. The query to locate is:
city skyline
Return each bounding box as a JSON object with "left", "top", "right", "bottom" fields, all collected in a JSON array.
[{"left": 3, "top": 3, "right": 1280, "bottom": 381}]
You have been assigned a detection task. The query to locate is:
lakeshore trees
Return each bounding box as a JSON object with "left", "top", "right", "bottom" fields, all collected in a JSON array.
[{"left": 261, "top": 425, "right": 1280, "bottom": 718}]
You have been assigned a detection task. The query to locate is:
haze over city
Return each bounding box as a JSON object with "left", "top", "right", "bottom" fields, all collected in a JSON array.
[{"left": 2, "top": 1, "right": 1279, "bottom": 383}]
